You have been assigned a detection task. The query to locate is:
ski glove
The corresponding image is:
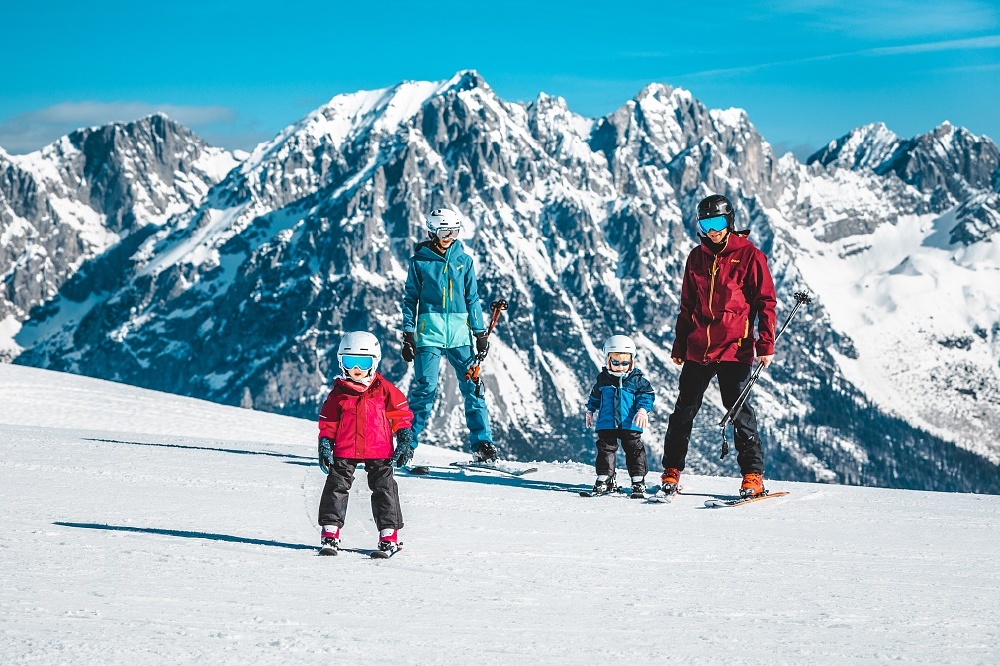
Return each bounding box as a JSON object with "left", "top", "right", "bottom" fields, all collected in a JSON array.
[
  {"left": 318, "top": 437, "right": 334, "bottom": 474},
  {"left": 392, "top": 427, "right": 415, "bottom": 468},
  {"left": 475, "top": 332, "right": 489, "bottom": 356},
  {"left": 401, "top": 332, "right": 416, "bottom": 363},
  {"left": 632, "top": 408, "right": 649, "bottom": 429}
]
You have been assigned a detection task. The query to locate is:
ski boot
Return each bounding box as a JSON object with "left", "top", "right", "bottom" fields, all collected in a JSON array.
[
  {"left": 660, "top": 468, "right": 681, "bottom": 495},
  {"left": 473, "top": 442, "right": 499, "bottom": 464},
  {"left": 629, "top": 479, "right": 646, "bottom": 499},
  {"left": 590, "top": 476, "right": 615, "bottom": 497},
  {"left": 319, "top": 526, "right": 340, "bottom": 556},
  {"left": 371, "top": 529, "right": 402, "bottom": 559},
  {"left": 740, "top": 473, "right": 765, "bottom": 498}
]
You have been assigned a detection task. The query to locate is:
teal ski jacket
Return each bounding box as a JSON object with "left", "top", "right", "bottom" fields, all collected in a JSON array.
[{"left": 401, "top": 240, "right": 486, "bottom": 348}]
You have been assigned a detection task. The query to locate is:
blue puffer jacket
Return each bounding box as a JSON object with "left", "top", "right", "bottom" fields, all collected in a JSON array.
[
  {"left": 401, "top": 240, "right": 486, "bottom": 348},
  {"left": 586, "top": 368, "right": 655, "bottom": 432}
]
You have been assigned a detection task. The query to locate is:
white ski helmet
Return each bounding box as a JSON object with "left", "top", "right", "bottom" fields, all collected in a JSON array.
[
  {"left": 337, "top": 331, "right": 382, "bottom": 377},
  {"left": 424, "top": 207, "right": 463, "bottom": 237},
  {"left": 602, "top": 335, "right": 637, "bottom": 375}
]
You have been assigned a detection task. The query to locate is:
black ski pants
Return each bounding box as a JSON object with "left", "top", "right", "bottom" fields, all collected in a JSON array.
[
  {"left": 661, "top": 361, "right": 764, "bottom": 475},
  {"left": 318, "top": 458, "right": 403, "bottom": 531},
  {"left": 595, "top": 429, "right": 648, "bottom": 479}
]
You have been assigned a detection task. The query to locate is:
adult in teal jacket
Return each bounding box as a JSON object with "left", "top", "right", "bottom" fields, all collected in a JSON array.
[{"left": 399, "top": 208, "right": 497, "bottom": 463}]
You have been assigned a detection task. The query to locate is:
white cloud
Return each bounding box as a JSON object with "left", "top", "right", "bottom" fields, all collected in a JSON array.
[
  {"left": 0, "top": 101, "right": 237, "bottom": 154},
  {"left": 679, "top": 33, "right": 1000, "bottom": 80},
  {"left": 768, "top": 0, "right": 999, "bottom": 39}
]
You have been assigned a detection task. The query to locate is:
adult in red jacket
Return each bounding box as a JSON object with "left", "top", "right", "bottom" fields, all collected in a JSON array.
[
  {"left": 316, "top": 332, "right": 414, "bottom": 555},
  {"left": 660, "top": 194, "right": 777, "bottom": 498}
]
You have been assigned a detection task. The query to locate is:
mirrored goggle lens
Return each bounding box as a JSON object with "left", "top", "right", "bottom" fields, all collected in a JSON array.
[
  {"left": 341, "top": 355, "right": 374, "bottom": 371},
  {"left": 435, "top": 228, "right": 460, "bottom": 240},
  {"left": 698, "top": 215, "right": 729, "bottom": 234},
  {"left": 609, "top": 358, "right": 632, "bottom": 367}
]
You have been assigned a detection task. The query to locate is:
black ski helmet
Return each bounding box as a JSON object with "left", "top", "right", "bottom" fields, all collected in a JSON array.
[{"left": 696, "top": 194, "right": 735, "bottom": 232}]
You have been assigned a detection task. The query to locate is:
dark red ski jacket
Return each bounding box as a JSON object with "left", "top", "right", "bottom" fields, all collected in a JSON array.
[
  {"left": 318, "top": 373, "right": 413, "bottom": 460},
  {"left": 671, "top": 232, "right": 777, "bottom": 365}
]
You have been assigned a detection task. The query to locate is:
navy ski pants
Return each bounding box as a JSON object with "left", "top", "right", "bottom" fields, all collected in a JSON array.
[{"left": 595, "top": 429, "right": 648, "bottom": 479}]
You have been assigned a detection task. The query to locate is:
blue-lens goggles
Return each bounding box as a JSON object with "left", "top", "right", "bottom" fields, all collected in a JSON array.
[
  {"left": 341, "top": 354, "right": 374, "bottom": 371},
  {"left": 698, "top": 215, "right": 729, "bottom": 234}
]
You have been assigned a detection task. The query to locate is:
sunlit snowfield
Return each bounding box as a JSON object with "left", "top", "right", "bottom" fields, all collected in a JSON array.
[{"left": 2, "top": 364, "right": 998, "bottom": 664}]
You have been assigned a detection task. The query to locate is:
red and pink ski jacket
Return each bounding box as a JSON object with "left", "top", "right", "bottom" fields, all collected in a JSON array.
[
  {"left": 318, "top": 373, "right": 413, "bottom": 460},
  {"left": 671, "top": 232, "right": 777, "bottom": 365}
]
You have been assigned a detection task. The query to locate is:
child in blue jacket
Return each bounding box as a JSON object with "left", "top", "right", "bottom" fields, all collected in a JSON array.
[{"left": 585, "top": 335, "right": 655, "bottom": 498}]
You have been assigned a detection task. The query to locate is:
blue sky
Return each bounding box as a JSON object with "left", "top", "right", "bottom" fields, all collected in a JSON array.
[{"left": 1, "top": 1, "right": 998, "bottom": 159}]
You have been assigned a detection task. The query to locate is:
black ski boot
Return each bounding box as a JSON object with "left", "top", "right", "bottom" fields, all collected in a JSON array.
[
  {"left": 591, "top": 477, "right": 611, "bottom": 495},
  {"left": 473, "top": 442, "right": 499, "bottom": 464},
  {"left": 630, "top": 481, "right": 646, "bottom": 499}
]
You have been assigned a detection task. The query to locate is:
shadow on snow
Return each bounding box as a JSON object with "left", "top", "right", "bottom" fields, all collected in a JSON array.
[
  {"left": 53, "top": 521, "right": 318, "bottom": 552},
  {"left": 82, "top": 437, "right": 313, "bottom": 461}
]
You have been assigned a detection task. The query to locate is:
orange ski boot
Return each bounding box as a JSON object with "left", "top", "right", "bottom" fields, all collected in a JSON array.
[
  {"left": 660, "top": 468, "right": 681, "bottom": 495},
  {"left": 740, "top": 472, "right": 765, "bottom": 498}
]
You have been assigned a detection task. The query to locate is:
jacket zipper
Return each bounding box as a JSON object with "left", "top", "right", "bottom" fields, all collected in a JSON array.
[{"left": 704, "top": 255, "right": 719, "bottom": 362}]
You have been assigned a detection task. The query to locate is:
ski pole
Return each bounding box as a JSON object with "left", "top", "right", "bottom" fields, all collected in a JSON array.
[
  {"left": 718, "top": 291, "right": 811, "bottom": 459},
  {"left": 464, "top": 299, "right": 508, "bottom": 395}
]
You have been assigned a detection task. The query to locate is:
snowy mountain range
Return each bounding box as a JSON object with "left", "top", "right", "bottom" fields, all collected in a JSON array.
[{"left": 2, "top": 71, "right": 998, "bottom": 493}]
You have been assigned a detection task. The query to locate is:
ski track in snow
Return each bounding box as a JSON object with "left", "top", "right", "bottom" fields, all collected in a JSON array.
[{"left": 1, "top": 364, "right": 999, "bottom": 664}]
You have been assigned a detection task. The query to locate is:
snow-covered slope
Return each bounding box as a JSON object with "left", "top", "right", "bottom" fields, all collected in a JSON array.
[{"left": 2, "top": 364, "right": 998, "bottom": 663}]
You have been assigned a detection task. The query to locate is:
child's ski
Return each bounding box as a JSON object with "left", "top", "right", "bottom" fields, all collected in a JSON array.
[
  {"left": 579, "top": 485, "right": 660, "bottom": 499},
  {"left": 449, "top": 461, "right": 538, "bottom": 477},
  {"left": 704, "top": 490, "right": 789, "bottom": 508}
]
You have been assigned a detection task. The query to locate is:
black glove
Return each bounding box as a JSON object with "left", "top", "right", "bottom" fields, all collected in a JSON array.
[
  {"left": 318, "top": 437, "right": 334, "bottom": 474},
  {"left": 475, "top": 333, "right": 489, "bottom": 356},
  {"left": 401, "top": 331, "right": 415, "bottom": 363},
  {"left": 392, "top": 427, "right": 415, "bottom": 468}
]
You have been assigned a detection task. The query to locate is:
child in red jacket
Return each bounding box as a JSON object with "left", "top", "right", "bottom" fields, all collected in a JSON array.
[{"left": 317, "top": 332, "right": 414, "bottom": 556}]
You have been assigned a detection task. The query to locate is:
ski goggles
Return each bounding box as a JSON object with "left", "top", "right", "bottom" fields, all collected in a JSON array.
[
  {"left": 697, "top": 215, "right": 729, "bottom": 234},
  {"left": 608, "top": 358, "right": 632, "bottom": 367},
  {"left": 434, "top": 227, "right": 460, "bottom": 241},
  {"left": 341, "top": 354, "right": 375, "bottom": 371}
]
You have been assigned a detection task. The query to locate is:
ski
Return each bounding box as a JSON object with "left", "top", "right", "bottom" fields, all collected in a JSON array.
[
  {"left": 579, "top": 485, "right": 659, "bottom": 499},
  {"left": 449, "top": 461, "right": 538, "bottom": 477},
  {"left": 369, "top": 543, "right": 402, "bottom": 559},
  {"left": 704, "top": 490, "right": 789, "bottom": 508}
]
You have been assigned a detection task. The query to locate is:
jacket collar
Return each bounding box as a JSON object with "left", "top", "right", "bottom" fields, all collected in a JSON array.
[
  {"left": 335, "top": 373, "right": 382, "bottom": 393},
  {"left": 414, "top": 240, "right": 464, "bottom": 262},
  {"left": 699, "top": 230, "right": 751, "bottom": 257}
]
